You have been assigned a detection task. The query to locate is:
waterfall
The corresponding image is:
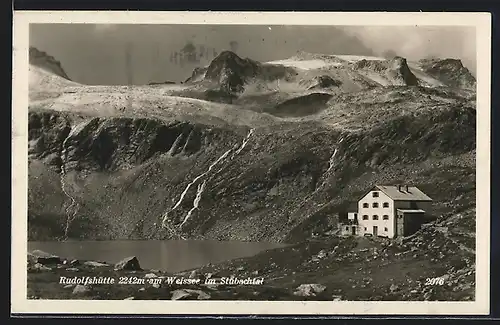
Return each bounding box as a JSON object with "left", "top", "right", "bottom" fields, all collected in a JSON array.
[
  {"left": 232, "top": 128, "right": 254, "bottom": 157},
  {"left": 60, "top": 122, "right": 87, "bottom": 239},
  {"left": 326, "top": 137, "right": 343, "bottom": 173},
  {"left": 160, "top": 128, "right": 255, "bottom": 234},
  {"left": 179, "top": 180, "right": 206, "bottom": 228},
  {"left": 161, "top": 148, "right": 232, "bottom": 228}
]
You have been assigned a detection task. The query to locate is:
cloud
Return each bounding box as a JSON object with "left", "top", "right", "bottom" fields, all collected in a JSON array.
[{"left": 339, "top": 26, "right": 476, "bottom": 73}]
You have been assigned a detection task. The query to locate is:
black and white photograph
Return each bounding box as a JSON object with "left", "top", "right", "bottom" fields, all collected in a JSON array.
[{"left": 12, "top": 11, "right": 491, "bottom": 315}]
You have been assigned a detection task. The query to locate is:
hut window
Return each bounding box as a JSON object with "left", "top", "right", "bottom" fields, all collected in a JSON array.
[
  {"left": 362, "top": 215, "right": 369, "bottom": 220},
  {"left": 363, "top": 203, "right": 369, "bottom": 208},
  {"left": 373, "top": 215, "right": 379, "bottom": 220},
  {"left": 383, "top": 202, "right": 389, "bottom": 208},
  {"left": 373, "top": 202, "right": 379, "bottom": 208},
  {"left": 372, "top": 192, "right": 379, "bottom": 198},
  {"left": 383, "top": 215, "right": 389, "bottom": 220}
]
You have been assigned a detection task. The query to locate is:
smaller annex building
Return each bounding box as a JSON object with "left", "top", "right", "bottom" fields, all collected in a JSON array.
[{"left": 340, "top": 185, "right": 433, "bottom": 238}]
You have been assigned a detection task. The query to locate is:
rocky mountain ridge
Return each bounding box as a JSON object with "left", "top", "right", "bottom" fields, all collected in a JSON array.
[{"left": 29, "top": 46, "right": 71, "bottom": 80}]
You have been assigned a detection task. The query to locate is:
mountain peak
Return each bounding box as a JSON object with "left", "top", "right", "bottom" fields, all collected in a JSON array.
[
  {"left": 418, "top": 57, "right": 476, "bottom": 89},
  {"left": 204, "top": 50, "right": 261, "bottom": 93},
  {"left": 29, "top": 47, "right": 71, "bottom": 80},
  {"left": 213, "top": 50, "right": 241, "bottom": 61}
]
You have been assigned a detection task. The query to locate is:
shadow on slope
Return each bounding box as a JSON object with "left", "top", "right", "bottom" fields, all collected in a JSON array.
[{"left": 271, "top": 93, "right": 334, "bottom": 117}]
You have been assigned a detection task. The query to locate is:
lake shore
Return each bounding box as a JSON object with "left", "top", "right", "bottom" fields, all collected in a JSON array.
[
  {"left": 27, "top": 234, "right": 475, "bottom": 301},
  {"left": 26, "top": 248, "right": 320, "bottom": 301}
]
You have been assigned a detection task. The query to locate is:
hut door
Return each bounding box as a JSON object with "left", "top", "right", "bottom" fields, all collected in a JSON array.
[{"left": 373, "top": 226, "right": 378, "bottom": 237}]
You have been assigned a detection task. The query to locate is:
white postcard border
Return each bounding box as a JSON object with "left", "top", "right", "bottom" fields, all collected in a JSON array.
[{"left": 11, "top": 11, "right": 492, "bottom": 315}]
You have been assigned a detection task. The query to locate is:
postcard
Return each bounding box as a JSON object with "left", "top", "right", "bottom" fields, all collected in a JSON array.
[{"left": 11, "top": 11, "right": 491, "bottom": 315}]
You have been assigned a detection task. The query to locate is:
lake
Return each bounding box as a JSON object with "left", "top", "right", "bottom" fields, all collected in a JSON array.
[{"left": 28, "top": 240, "right": 286, "bottom": 273}]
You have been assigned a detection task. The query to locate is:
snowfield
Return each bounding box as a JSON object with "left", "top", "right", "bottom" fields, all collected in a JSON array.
[
  {"left": 266, "top": 59, "right": 343, "bottom": 70},
  {"left": 334, "top": 55, "right": 385, "bottom": 62},
  {"left": 407, "top": 61, "right": 446, "bottom": 87}
]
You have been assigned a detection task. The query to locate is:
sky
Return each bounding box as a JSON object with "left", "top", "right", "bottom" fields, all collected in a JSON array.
[{"left": 29, "top": 24, "right": 476, "bottom": 85}]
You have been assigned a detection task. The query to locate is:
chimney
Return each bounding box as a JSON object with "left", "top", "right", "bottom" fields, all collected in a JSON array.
[
  {"left": 405, "top": 185, "right": 409, "bottom": 192},
  {"left": 397, "top": 185, "right": 402, "bottom": 192}
]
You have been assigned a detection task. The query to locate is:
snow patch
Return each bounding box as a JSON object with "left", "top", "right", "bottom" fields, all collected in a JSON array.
[
  {"left": 266, "top": 59, "right": 342, "bottom": 70},
  {"left": 335, "top": 55, "right": 385, "bottom": 62}
]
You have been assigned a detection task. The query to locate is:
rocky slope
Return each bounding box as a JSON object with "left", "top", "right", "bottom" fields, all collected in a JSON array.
[
  {"left": 28, "top": 49, "right": 476, "bottom": 244},
  {"left": 26, "top": 47, "right": 477, "bottom": 301}
]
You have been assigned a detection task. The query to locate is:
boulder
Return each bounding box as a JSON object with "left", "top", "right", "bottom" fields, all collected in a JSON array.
[
  {"left": 29, "top": 250, "right": 61, "bottom": 265},
  {"left": 293, "top": 284, "right": 327, "bottom": 297},
  {"left": 72, "top": 285, "right": 90, "bottom": 295},
  {"left": 114, "top": 256, "right": 142, "bottom": 271},
  {"left": 171, "top": 289, "right": 211, "bottom": 300},
  {"left": 171, "top": 289, "right": 192, "bottom": 300},
  {"left": 84, "top": 261, "right": 109, "bottom": 267},
  {"left": 332, "top": 295, "right": 342, "bottom": 301},
  {"left": 390, "top": 284, "right": 399, "bottom": 292},
  {"left": 30, "top": 263, "right": 52, "bottom": 272},
  {"left": 187, "top": 289, "right": 211, "bottom": 300},
  {"left": 204, "top": 284, "right": 219, "bottom": 290}
]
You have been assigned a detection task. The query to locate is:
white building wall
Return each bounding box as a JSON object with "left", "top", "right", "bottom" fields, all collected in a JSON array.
[
  {"left": 358, "top": 189, "right": 396, "bottom": 238},
  {"left": 347, "top": 212, "right": 357, "bottom": 220}
]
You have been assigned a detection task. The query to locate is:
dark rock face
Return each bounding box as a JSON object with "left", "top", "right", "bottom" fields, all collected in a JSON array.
[
  {"left": 352, "top": 59, "right": 387, "bottom": 72},
  {"left": 28, "top": 112, "right": 233, "bottom": 173},
  {"left": 148, "top": 81, "right": 176, "bottom": 85},
  {"left": 115, "top": 256, "right": 142, "bottom": 271},
  {"left": 28, "top": 111, "right": 70, "bottom": 172},
  {"left": 204, "top": 51, "right": 260, "bottom": 93},
  {"left": 308, "top": 75, "right": 343, "bottom": 89},
  {"left": 29, "top": 47, "right": 71, "bottom": 80},
  {"left": 418, "top": 58, "right": 476, "bottom": 90},
  {"left": 203, "top": 51, "right": 296, "bottom": 95},
  {"left": 185, "top": 67, "right": 208, "bottom": 83},
  {"left": 352, "top": 57, "right": 419, "bottom": 86},
  {"left": 273, "top": 93, "right": 334, "bottom": 117},
  {"left": 387, "top": 57, "right": 419, "bottom": 86}
]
